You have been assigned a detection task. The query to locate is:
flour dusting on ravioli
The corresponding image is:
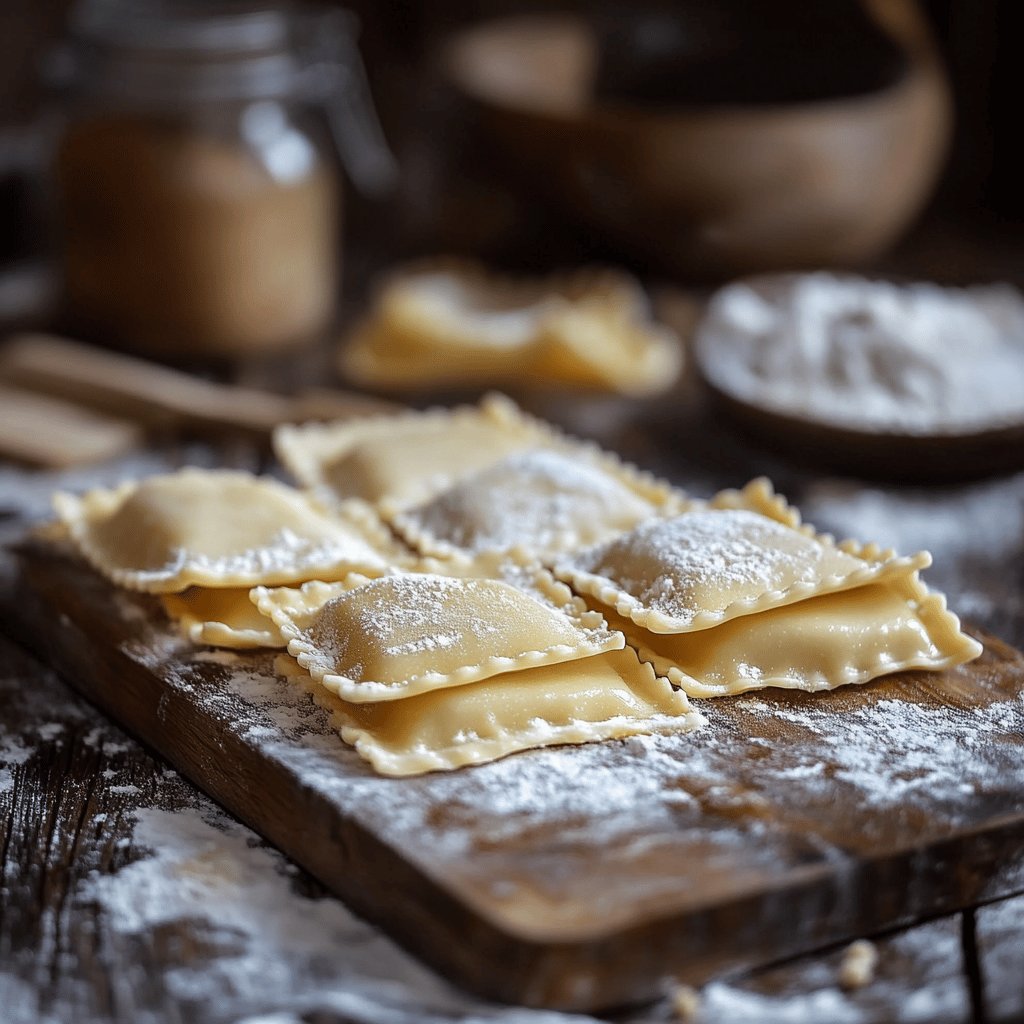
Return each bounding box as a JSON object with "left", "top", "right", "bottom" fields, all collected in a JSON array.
[
  {"left": 255, "top": 572, "right": 623, "bottom": 703},
  {"left": 54, "top": 468, "right": 394, "bottom": 593},
  {"left": 394, "top": 448, "right": 676, "bottom": 557},
  {"left": 557, "top": 509, "right": 876, "bottom": 632}
]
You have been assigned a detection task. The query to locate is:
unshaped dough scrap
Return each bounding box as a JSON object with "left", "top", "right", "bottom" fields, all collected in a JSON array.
[
  {"left": 312, "top": 646, "right": 704, "bottom": 776},
  {"left": 555, "top": 478, "right": 932, "bottom": 634},
  {"left": 254, "top": 570, "right": 624, "bottom": 703},
  {"left": 273, "top": 393, "right": 560, "bottom": 514},
  {"left": 53, "top": 467, "right": 397, "bottom": 593},
  {"left": 162, "top": 587, "right": 284, "bottom": 649},
  {"left": 606, "top": 576, "right": 983, "bottom": 697},
  {"left": 392, "top": 447, "right": 689, "bottom": 558}
]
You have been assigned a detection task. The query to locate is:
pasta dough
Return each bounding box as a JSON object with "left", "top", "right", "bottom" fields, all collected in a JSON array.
[
  {"left": 162, "top": 587, "right": 284, "bottom": 649},
  {"left": 255, "top": 571, "right": 624, "bottom": 703},
  {"left": 392, "top": 447, "right": 688, "bottom": 558},
  {"left": 273, "top": 393, "right": 559, "bottom": 513},
  {"left": 54, "top": 467, "right": 396, "bottom": 593},
  {"left": 314, "top": 646, "right": 704, "bottom": 776}
]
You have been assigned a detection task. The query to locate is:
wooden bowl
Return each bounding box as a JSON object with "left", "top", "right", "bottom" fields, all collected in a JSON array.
[
  {"left": 702, "top": 382, "right": 1024, "bottom": 483},
  {"left": 441, "top": 3, "right": 951, "bottom": 279}
]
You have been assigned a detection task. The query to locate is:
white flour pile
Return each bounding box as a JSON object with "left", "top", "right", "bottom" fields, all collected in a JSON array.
[{"left": 695, "top": 274, "right": 1024, "bottom": 434}]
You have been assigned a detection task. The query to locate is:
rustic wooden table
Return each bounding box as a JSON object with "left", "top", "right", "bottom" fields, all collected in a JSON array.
[{"left": 1, "top": 367, "right": 1023, "bottom": 1023}]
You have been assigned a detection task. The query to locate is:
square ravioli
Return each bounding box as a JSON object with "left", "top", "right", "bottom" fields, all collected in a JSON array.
[
  {"left": 273, "top": 393, "right": 560, "bottom": 514},
  {"left": 309, "top": 646, "right": 704, "bottom": 776},
  {"left": 53, "top": 467, "right": 400, "bottom": 593},
  {"left": 603, "top": 576, "right": 982, "bottom": 697},
  {"left": 161, "top": 587, "right": 284, "bottom": 649},
  {"left": 254, "top": 570, "right": 624, "bottom": 703},
  {"left": 391, "top": 447, "right": 688, "bottom": 558},
  {"left": 554, "top": 478, "right": 931, "bottom": 634}
]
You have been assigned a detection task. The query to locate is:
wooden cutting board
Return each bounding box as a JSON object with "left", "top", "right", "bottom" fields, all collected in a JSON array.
[{"left": 10, "top": 541, "right": 1024, "bottom": 1013}]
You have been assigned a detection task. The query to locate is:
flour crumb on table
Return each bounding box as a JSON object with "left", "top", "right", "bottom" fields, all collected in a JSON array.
[
  {"left": 839, "top": 939, "right": 879, "bottom": 990},
  {"left": 670, "top": 982, "right": 701, "bottom": 1020}
]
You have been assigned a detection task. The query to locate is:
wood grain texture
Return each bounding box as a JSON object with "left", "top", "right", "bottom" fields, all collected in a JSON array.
[
  {"left": 0, "top": 634, "right": 198, "bottom": 1023},
  {"left": 8, "top": 541, "right": 1024, "bottom": 1012}
]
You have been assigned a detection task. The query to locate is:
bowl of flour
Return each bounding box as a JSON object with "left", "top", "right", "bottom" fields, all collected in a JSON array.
[{"left": 694, "top": 273, "right": 1024, "bottom": 479}]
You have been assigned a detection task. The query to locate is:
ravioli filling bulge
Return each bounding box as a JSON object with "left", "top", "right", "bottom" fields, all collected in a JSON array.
[
  {"left": 55, "top": 467, "right": 396, "bottom": 593},
  {"left": 394, "top": 448, "right": 663, "bottom": 557},
  {"left": 257, "top": 573, "right": 626, "bottom": 703},
  {"left": 558, "top": 508, "right": 870, "bottom": 632}
]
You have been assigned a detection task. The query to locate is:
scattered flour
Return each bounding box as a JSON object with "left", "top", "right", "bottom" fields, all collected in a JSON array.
[
  {"left": 974, "top": 893, "right": 1024, "bottom": 1021},
  {"left": 0, "top": 734, "right": 32, "bottom": 795},
  {"left": 801, "top": 472, "right": 1024, "bottom": 564},
  {"left": 696, "top": 274, "right": 1024, "bottom": 434},
  {"left": 0, "top": 975, "right": 63, "bottom": 1024},
  {"left": 82, "top": 800, "right": 606, "bottom": 1024},
  {"left": 697, "top": 981, "right": 864, "bottom": 1024},
  {"left": 125, "top": 623, "right": 1024, "bottom": 916},
  {"left": 692, "top": 917, "right": 967, "bottom": 1024}
]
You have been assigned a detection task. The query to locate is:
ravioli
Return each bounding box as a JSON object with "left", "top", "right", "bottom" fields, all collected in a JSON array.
[
  {"left": 255, "top": 571, "right": 624, "bottom": 702},
  {"left": 338, "top": 261, "right": 682, "bottom": 397},
  {"left": 605, "top": 578, "right": 982, "bottom": 697},
  {"left": 273, "top": 393, "right": 559, "bottom": 514},
  {"left": 555, "top": 490, "right": 930, "bottom": 634},
  {"left": 162, "top": 587, "right": 284, "bottom": 649},
  {"left": 54, "top": 468, "right": 396, "bottom": 593},
  {"left": 313, "top": 646, "right": 704, "bottom": 776},
  {"left": 392, "top": 447, "right": 687, "bottom": 558}
]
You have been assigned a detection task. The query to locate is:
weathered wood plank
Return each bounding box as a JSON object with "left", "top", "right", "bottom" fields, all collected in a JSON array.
[
  {"left": 8, "top": 541, "right": 1024, "bottom": 1012},
  {"left": 0, "top": 633, "right": 193, "bottom": 1023}
]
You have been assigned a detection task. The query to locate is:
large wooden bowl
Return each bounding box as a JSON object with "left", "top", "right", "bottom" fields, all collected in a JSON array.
[{"left": 441, "top": 3, "right": 951, "bottom": 279}]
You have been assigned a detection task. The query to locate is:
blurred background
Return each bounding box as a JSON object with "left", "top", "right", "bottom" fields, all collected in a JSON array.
[{"left": 0, "top": 0, "right": 1022, "bottom": 426}]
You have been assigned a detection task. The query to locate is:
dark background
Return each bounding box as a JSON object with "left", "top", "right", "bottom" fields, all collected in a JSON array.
[{"left": 2, "top": 0, "right": 1023, "bottom": 293}]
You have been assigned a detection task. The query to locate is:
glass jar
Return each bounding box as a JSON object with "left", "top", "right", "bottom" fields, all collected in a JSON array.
[{"left": 51, "top": 0, "right": 395, "bottom": 360}]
